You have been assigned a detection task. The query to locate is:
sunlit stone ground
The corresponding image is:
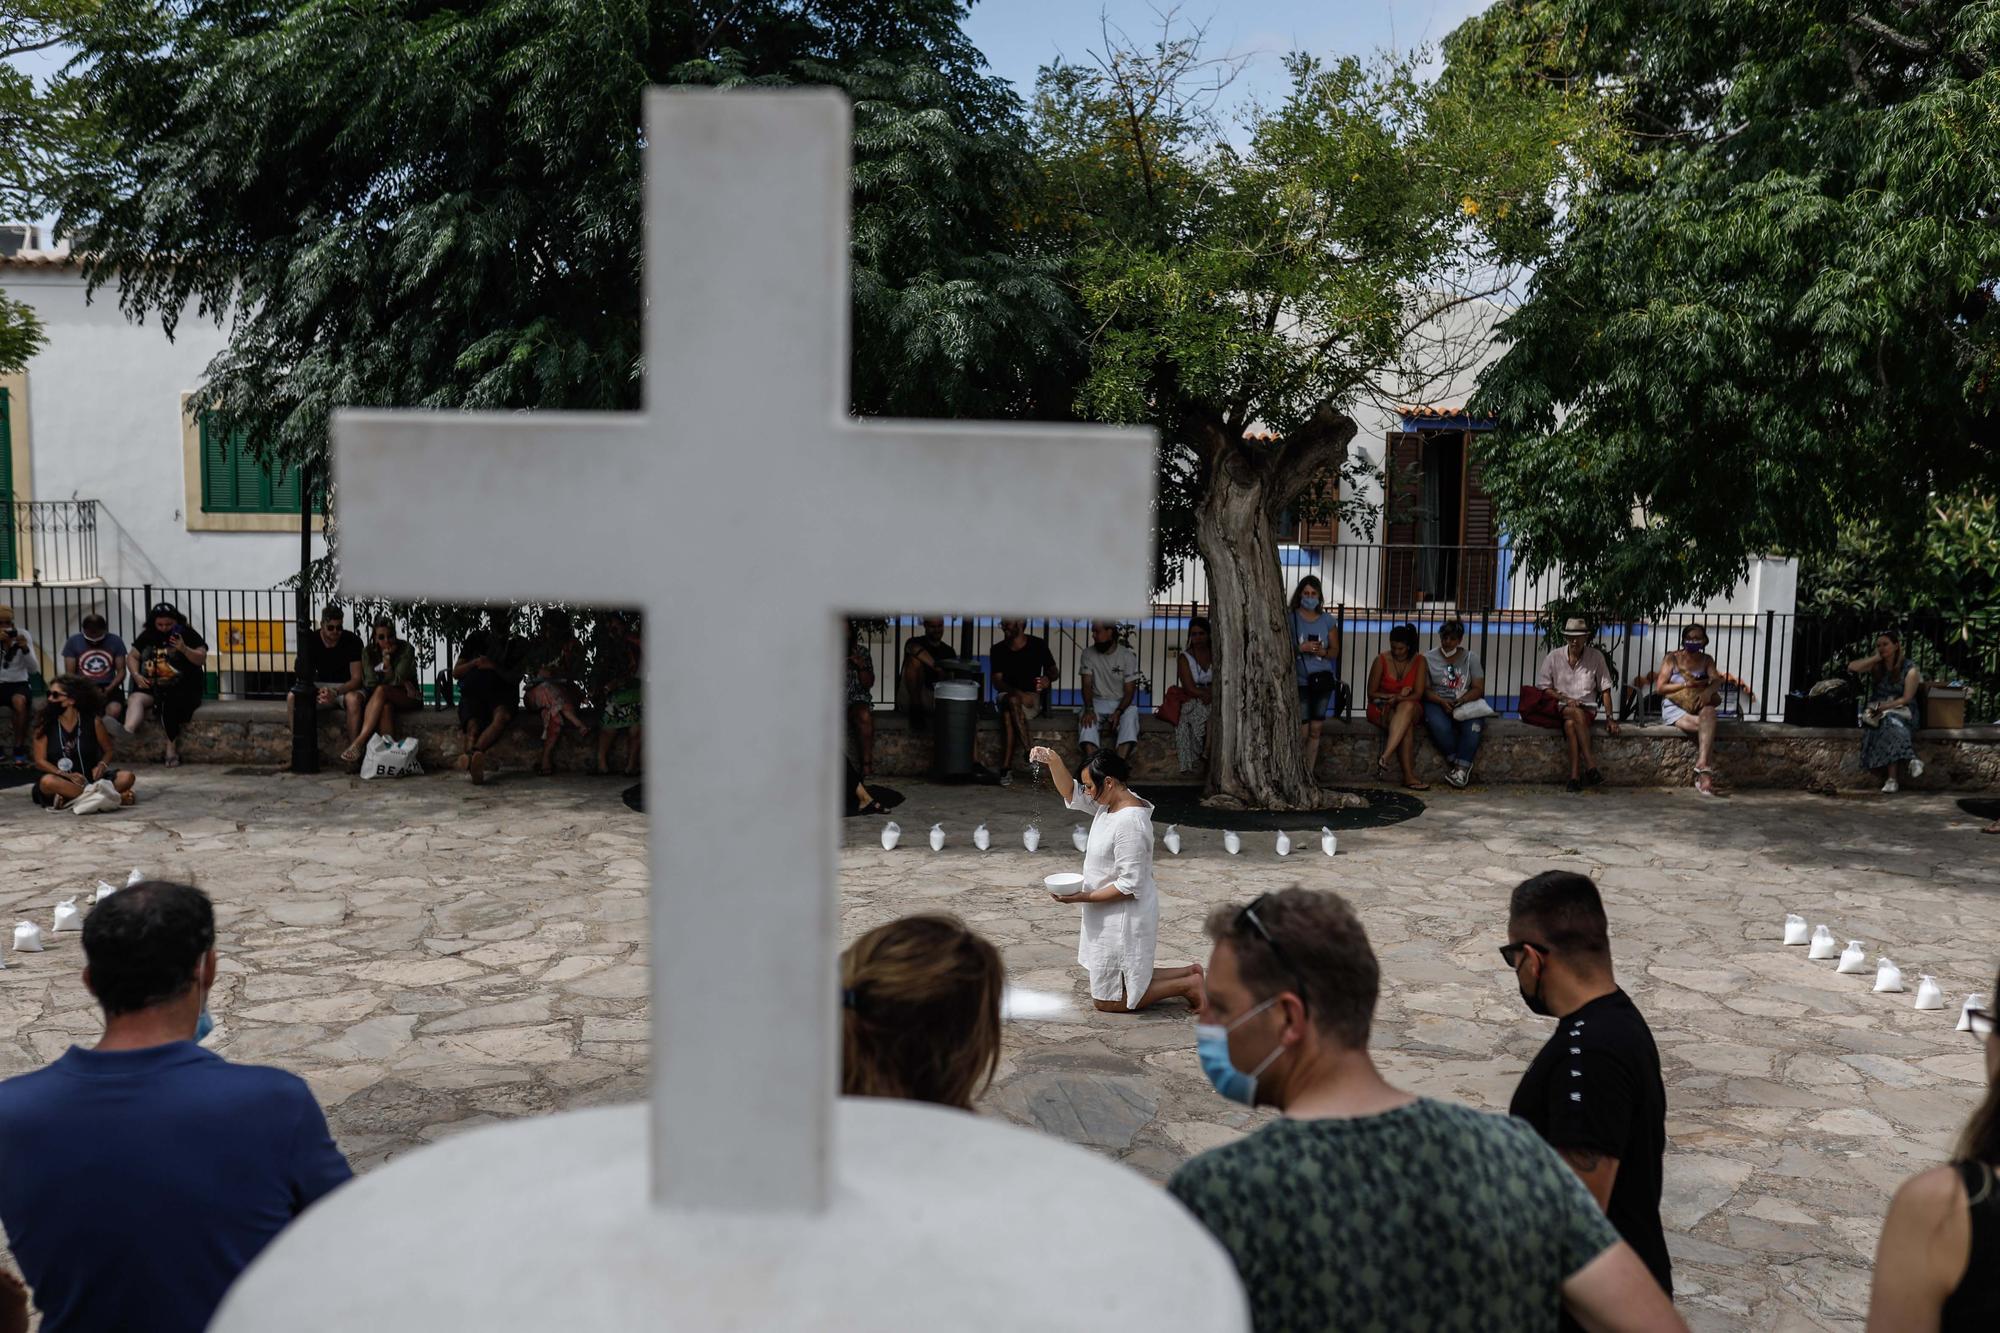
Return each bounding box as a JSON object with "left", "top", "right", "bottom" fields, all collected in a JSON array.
[{"left": 2, "top": 767, "right": 1993, "bottom": 1329}]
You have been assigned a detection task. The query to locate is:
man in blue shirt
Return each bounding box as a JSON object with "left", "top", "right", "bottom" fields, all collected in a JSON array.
[{"left": 0, "top": 882, "right": 352, "bottom": 1332}]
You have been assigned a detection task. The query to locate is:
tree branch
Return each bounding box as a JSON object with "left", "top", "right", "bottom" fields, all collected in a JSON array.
[
  {"left": 1263, "top": 403, "right": 1358, "bottom": 517},
  {"left": 1850, "top": 11, "right": 1933, "bottom": 55}
]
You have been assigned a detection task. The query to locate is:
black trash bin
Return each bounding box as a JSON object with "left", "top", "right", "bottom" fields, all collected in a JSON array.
[{"left": 932, "top": 679, "right": 981, "bottom": 779}]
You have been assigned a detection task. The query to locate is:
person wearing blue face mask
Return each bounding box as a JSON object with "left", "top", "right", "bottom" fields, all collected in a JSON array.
[
  {"left": 1168, "top": 889, "right": 1687, "bottom": 1333},
  {"left": 1289, "top": 576, "right": 1341, "bottom": 778},
  {"left": 0, "top": 882, "right": 352, "bottom": 1333}
]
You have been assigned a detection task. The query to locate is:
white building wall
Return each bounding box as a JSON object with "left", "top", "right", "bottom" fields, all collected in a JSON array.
[{"left": 1, "top": 260, "right": 323, "bottom": 590}]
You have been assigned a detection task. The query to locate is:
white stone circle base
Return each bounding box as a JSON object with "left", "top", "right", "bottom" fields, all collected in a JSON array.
[{"left": 212, "top": 1098, "right": 1250, "bottom": 1331}]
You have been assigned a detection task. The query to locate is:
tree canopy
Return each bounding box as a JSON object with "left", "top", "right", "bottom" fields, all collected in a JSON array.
[
  {"left": 49, "top": 0, "right": 1077, "bottom": 484},
  {"left": 0, "top": 0, "right": 94, "bottom": 373},
  {"left": 1456, "top": 0, "right": 2000, "bottom": 617}
]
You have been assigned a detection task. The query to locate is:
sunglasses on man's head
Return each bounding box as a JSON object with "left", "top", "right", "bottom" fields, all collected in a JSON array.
[{"left": 1237, "top": 894, "right": 1311, "bottom": 1014}]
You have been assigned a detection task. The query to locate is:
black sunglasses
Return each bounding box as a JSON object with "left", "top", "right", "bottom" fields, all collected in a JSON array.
[
  {"left": 1968, "top": 1007, "right": 1995, "bottom": 1036},
  {"left": 1499, "top": 940, "right": 1550, "bottom": 969},
  {"left": 1237, "top": 894, "right": 1310, "bottom": 1012}
]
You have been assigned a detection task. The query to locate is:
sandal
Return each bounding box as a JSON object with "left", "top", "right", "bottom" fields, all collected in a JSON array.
[{"left": 1403, "top": 780, "right": 1431, "bottom": 791}]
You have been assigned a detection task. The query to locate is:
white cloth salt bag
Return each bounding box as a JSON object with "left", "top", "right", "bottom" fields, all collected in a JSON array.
[
  {"left": 1836, "top": 941, "right": 1868, "bottom": 974},
  {"left": 1071, "top": 825, "right": 1088, "bottom": 853},
  {"left": 1914, "top": 976, "right": 1944, "bottom": 1011},
  {"left": 929, "top": 824, "right": 945, "bottom": 852},
  {"left": 1783, "top": 914, "right": 1809, "bottom": 946},
  {"left": 1808, "top": 926, "right": 1839, "bottom": 960},
  {"left": 973, "top": 824, "right": 990, "bottom": 851},
  {"left": 13, "top": 921, "right": 43, "bottom": 953},
  {"left": 1872, "top": 958, "right": 1904, "bottom": 993},
  {"left": 1275, "top": 831, "right": 1292, "bottom": 857},
  {"left": 94, "top": 881, "right": 119, "bottom": 905},
  {"left": 51, "top": 898, "right": 82, "bottom": 933},
  {"left": 1223, "top": 830, "right": 1242, "bottom": 856},
  {"left": 1022, "top": 824, "right": 1040, "bottom": 852},
  {"left": 880, "top": 821, "right": 901, "bottom": 851},
  {"left": 1321, "top": 827, "right": 1337, "bottom": 857},
  {"left": 1162, "top": 825, "right": 1181, "bottom": 855}
]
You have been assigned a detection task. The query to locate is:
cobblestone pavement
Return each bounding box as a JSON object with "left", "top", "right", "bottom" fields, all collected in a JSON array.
[{"left": 2, "top": 768, "right": 1995, "bottom": 1329}]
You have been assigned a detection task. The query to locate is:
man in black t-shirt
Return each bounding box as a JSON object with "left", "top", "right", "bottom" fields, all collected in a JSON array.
[
  {"left": 290, "top": 606, "right": 366, "bottom": 749},
  {"left": 1503, "top": 871, "right": 1673, "bottom": 1318},
  {"left": 988, "top": 619, "right": 1057, "bottom": 785}
]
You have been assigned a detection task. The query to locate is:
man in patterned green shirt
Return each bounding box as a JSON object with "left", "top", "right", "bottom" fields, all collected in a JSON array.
[{"left": 1167, "top": 889, "right": 1687, "bottom": 1333}]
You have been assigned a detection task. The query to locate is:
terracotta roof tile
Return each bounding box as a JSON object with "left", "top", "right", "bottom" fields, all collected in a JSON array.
[
  {"left": 0, "top": 253, "right": 81, "bottom": 270},
  {"left": 1396, "top": 405, "right": 1468, "bottom": 419}
]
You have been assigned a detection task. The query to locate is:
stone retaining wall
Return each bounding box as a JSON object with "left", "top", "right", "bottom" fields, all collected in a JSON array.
[{"left": 159, "top": 701, "right": 2000, "bottom": 791}]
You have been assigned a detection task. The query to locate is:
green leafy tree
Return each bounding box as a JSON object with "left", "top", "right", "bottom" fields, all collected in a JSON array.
[
  {"left": 1031, "top": 21, "right": 1599, "bottom": 808},
  {"left": 48, "top": 0, "right": 1077, "bottom": 631},
  {"left": 1459, "top": 0, "right": 2000, "bottom": 618},
  {"left": 0, "top": 0, "right": 95, "bottom": 372}
]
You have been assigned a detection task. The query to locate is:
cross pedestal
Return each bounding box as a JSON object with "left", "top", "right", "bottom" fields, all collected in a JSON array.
[{"left": 211, "top": 90, "right": 1248, "bottom": 1330}]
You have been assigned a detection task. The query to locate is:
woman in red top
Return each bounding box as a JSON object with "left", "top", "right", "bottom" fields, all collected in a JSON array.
[{"left": 1367, "top": 623, "right": 1429, "bottom": 790}]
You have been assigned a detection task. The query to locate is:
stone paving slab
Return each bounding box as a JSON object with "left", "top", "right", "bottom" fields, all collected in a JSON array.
[{"left": 1, "top": 768, "right": 1995, "bottom": 1328}]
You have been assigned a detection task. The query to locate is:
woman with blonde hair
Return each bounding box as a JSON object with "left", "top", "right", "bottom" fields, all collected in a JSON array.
[
  {"left": 1865, "top": 971, "right": 2000, "bottom": 1329},
  {"left": 840, "top": 914, "right": 1004, "bottom": 1110}
]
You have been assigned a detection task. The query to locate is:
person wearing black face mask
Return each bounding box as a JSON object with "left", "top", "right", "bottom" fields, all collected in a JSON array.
[{"left": 1505, "top": 871, "right": 1673, "bottom": 1322}]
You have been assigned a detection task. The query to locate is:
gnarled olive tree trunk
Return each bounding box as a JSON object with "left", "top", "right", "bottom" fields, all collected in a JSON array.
[{"left": 1197, "top": 408, "right": 1359, "bottom": 811}]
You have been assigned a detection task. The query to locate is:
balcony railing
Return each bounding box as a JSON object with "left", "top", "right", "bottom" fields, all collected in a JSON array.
[{"left": 0, "top": 500, "right": 101, "bottom": 584}]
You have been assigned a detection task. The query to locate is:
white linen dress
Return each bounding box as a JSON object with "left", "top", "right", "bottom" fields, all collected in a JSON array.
[{"left": 1064, "top": 785, "right": 1158, "bottom": 1008}]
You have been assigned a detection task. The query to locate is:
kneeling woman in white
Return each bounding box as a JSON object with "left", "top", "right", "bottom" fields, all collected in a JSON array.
[{"left": 1028, "top": 747, "right": 1204, "bottom": 1013}]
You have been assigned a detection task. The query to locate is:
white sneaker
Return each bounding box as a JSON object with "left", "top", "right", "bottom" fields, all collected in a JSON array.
[
  {"left": 1908, "top": 758, "right": 1925, "bottom": 779},
  {"left": 1881, "top": 778, "right": 1899, "bottom": 794}
]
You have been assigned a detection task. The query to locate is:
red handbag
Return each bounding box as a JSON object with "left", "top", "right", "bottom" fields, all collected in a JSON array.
[
  {"left": 1517, "top": 684, "right": 1563, "bottom": 729},
  {"left": 1157, "top": 684, "right": 1192, "bottom": 726}
]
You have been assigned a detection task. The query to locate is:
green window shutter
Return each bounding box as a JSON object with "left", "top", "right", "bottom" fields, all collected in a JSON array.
[
  {"left": 200, "top": 413, "right": 238, "bottom": 511},
  {"left": 199, "top": 412, "right": 298, "bottom": 514}
]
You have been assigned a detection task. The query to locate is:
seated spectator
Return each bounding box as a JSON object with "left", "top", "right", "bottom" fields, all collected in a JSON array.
[
  {"left": 1540, "top": 618, "right": 1621, "bottom": 792},
  {"left": 61, "top": 612, "right": 128, "bottom": 724},
  {"left": 1168, "top": 888, "right": 1687, "bottom": 1333},
  {"left": 0, "top": 882, "right": 352, "bottom": 1333},
  {"left": 1850, "top": 630, "right": 1924, "bottom": 794},
  {"left": 1655, "top": 623, "right": 1754, "bottom": 796},
  {"left": 990, "top": 618, "right": 1058, "bottom": 785},
  {"left": 341, "top": 616, "right": 421, "bottom": 765},
  {"left": 846, "top": 622, "right": 877, "bottom": 777},
  {"left": 1422, "top": 619, "right": 1488, "bottom": 788},
  {"left": 840, "top": 914, "right": 1004, "bottom": 1110},
  {"left": 593, "top": 611, "right": 644, "bottom": 777},
  {"left": 524, "top": 608, "right": 591, "bottom": 775},
  {"left": 1867, "top": 970, "right": 2000, "bottom": 1328},
  {"left": 899, "top": 617, "right": 952, "bottom": 732},
  {"left": 292, "top": 606, "right": 365, "bottom": 752},
  {"left": 452, "top": 613, "right": 519, "bottom": 785},
  {"left": 0, "top": 605, "right": 38, "bottom": 765},
  {"left": 1291, "top": 577, "right": 1340, "bottom": 777},
  {"left": 1172, "top": 615, "right": 1215, "bottom": 777},
  {"left": 1078, "top": 621, "right": 1142, "bottom": 762},
  {"left": 30, "top": 675, "right": 135, "bottom": 809},
  {"left": 125, "top": 601, "right": 208, "bottom": 768},
  {"left": 1367, "top": 623, "right": 1430, "bottom": 790}
]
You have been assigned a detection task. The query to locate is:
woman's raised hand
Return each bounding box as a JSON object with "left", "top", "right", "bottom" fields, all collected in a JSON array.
[{"left": 1028, "top": 746, "right": 1056, "bottom": 768}]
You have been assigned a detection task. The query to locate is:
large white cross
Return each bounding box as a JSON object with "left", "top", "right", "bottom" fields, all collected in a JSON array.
[{"left": 333, "top": 89, "right": 1155, "bottom": 1213}]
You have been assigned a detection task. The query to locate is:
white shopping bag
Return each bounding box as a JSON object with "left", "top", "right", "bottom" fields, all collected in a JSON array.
[{"left": 361, "top": 735, "right": 423, "bottom": 780}]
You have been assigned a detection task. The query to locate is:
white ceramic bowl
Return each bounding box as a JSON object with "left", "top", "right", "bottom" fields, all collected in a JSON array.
[{"left": 1043, "top": 873, "right": 1085, "bottom": 896}]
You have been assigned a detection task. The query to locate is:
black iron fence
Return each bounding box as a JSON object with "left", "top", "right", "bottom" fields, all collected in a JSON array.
[
  {"left": 852, "top": 611, "right": 1995, "bottom": 726},
  {"left": 0, "top": 501, "right": 99, "bottom": 584},
  {"left": 0, "top": 585, "right": 456, "bottom": 702},
  {"left": 2, "top": 580, "right": 1987, "bottom": 725}
]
